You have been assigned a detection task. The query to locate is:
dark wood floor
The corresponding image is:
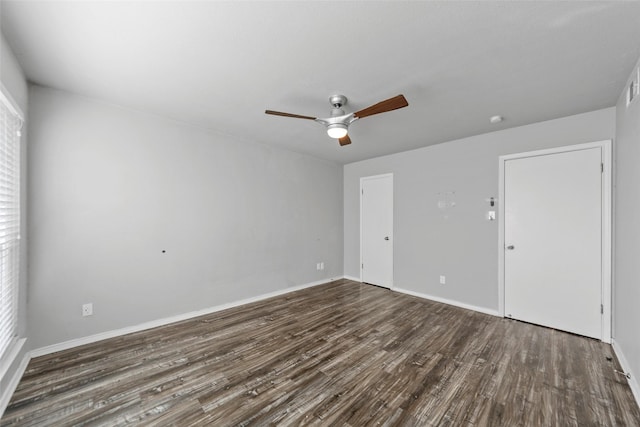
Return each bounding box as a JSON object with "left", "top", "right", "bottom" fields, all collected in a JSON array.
[{"left": 2, "top": 279, "right": 639, "bottom": 426}]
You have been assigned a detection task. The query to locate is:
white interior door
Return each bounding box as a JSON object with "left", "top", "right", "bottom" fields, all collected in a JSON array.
[
  {"left": 361, "top": 174, "right": 393, "bottom": 288},
  {"left": 504, "top": 147, "right": 602, "bottom": 339}
]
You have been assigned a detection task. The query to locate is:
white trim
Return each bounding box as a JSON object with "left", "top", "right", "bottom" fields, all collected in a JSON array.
[
  {"left": 394, "top": 287, "right": 500, "bottom": 317},
  {"left": 612, "top": 339, "right": 640, "bottom": 408},
  {"left": 0, "top": 338, "right": 25, "bottom": 381},
  {"left": 498, "top": 140, "right": 613, "bottom": 343},
  {"left": 0, "top": 348, "right": 29, "bottom": 419},
  {"left": 345, "top": 276, "right": 500, "bottom": 316},
  {"left": 498, "top": 156, "right": 506, "bottom": 316},
  {"left": 601, "top": 141, "right": 612, "bottom": 343},
  {"left": 0, "top": 83, "right": 24, "bottom": 121},
  {"left": 31, "top": 278, "right": 339, "bottom": 358},
  {"left": 359, "top": 173, "right": 394, "bottom": 289}
]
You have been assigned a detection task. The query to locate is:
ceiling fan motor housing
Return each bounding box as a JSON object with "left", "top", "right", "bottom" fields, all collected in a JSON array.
[{"left": 331, "top": 107, "right": 345, "bottom": 117}]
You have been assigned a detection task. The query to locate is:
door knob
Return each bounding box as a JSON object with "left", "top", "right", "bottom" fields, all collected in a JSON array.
[
  {"left": 506, "top": 245, "right": 515, "bottom": 250},
  {"left": 384, "top": 236, "right": 389, "bottom": 240}
]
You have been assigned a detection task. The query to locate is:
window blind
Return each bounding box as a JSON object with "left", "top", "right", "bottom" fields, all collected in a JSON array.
[{"left": 0, "top": 89, "right": 21, "bottom": 362}]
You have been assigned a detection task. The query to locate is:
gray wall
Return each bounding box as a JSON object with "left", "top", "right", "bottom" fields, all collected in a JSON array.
[
  {"left": 0, "top": 35, "right": 27, "bottom": 111},
  {"left": 27, "top": 86, "right": 343, "bottom": 349},
  {"left": 0, "top": 32, "right": 29, "bottom": 400},
  {"left": 344, "top": 108, "right": 615, "bottom": 312},
  {"left": 614, "top": 58, "right": 640, "bottom": 389}
]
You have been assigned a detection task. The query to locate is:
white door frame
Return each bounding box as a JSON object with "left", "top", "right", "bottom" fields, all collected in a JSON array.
[
  {"left": 360, "top": 173, "right": 394, "bottom": 289},
  {"left": 498, "top": 140, "right": 612, "bottom": 343}
]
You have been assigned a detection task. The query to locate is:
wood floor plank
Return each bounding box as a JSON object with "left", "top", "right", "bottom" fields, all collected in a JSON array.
[{"left": 2, "top": 279, "right": 639, "bottom": 426}]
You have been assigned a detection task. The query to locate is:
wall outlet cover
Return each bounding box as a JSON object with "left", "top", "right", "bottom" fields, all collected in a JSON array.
[{"left": 82, "top": 303, "right": 93, "bottom": 317}]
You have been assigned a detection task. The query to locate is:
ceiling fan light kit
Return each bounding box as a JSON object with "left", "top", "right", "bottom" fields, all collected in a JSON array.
[
  {"left": 265, "top": 94, "right": 408, "bottom": 146},
  {"left": 327, "top": 123, "right": 348, "bottom": 139}
]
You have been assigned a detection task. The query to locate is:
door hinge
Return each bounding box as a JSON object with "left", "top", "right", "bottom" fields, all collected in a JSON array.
[
  {"left": 601, "top": 304, "right": 604, "bottom": 314},
  {"left": 362, "top": 263, "right": 364, "bottom": 269},
  {"left": 362, "top": 189, "right": 364, "bottom": 195},
  {"left": 601, "top": 163, "right": 604, "bottom": 173}
]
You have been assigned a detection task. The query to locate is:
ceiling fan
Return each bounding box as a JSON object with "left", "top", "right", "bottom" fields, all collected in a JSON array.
[{"left": 265, "top": 94, "right": 409, "bottom": 146}]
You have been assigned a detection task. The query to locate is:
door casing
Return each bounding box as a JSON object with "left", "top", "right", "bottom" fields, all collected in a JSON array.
[{"left": 498, "top": 140, "right": 612, "bottom": 343}]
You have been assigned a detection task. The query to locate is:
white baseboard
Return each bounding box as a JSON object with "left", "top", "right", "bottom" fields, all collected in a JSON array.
[
  {"left": 343, "top": 275, "right": 361, "bottom": 282},
  {"left": 394, "top": 287, "right": 500, "bottom": 317},
  {"left": 31, "top": 277, "right": 339, "bottom": 358},
  {"left": 0, "top": 349, "right": 30, "bottom": 419},
  {"left": 612, "top": 339, "right": 640, "bottom": 408},
  {"left": 0, "top": 338, "right": 25, "bottom": 381}
]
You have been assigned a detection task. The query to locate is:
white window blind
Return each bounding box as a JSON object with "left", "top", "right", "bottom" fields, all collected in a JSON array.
[{"left": 0, "top": 89, "right": 21, "bottom": 362}]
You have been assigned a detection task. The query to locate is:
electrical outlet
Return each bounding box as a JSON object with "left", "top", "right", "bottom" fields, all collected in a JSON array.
[
  {"left": 320, "top": 262, "right": 324, "bottom": 270},
  {"left": 82, "top": 303, "right": 93, "bottom": 317},
  {"left": 439, "top": 275, "right": 446, "bottom": 285}
]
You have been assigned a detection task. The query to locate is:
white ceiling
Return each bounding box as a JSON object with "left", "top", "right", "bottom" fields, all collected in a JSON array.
[{"left": 2, "top": 1, "right": 640, "bottom": 164}]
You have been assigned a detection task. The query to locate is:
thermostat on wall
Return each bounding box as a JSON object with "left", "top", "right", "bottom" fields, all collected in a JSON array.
[{"left": 627, "top": 67, "right": 640, "bottom": 107}]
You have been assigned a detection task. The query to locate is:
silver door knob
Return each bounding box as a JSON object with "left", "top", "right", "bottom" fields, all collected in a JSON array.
[
  {"left": 384, "top": 236, "right": 389, "bottom": 240},
  {"left": 506, "top": 245, "right": 515, "bottom": 250}
]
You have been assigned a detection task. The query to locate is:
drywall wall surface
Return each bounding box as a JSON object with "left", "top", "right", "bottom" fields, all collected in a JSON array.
[
  {"left": 0, "top": 33, "right": 27, "bottom": 112},
  {"left": 344, "top": 108, "right": 615, "bottom": 311},
  {"left": 27, "top": 86, "right": 343, "bottom": 348},
  {"left": 614, "top": 58, "right": 640, "bottom": 392},
  {"left": 0, "top": 31, "right": 29, "bottom": 404}
]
